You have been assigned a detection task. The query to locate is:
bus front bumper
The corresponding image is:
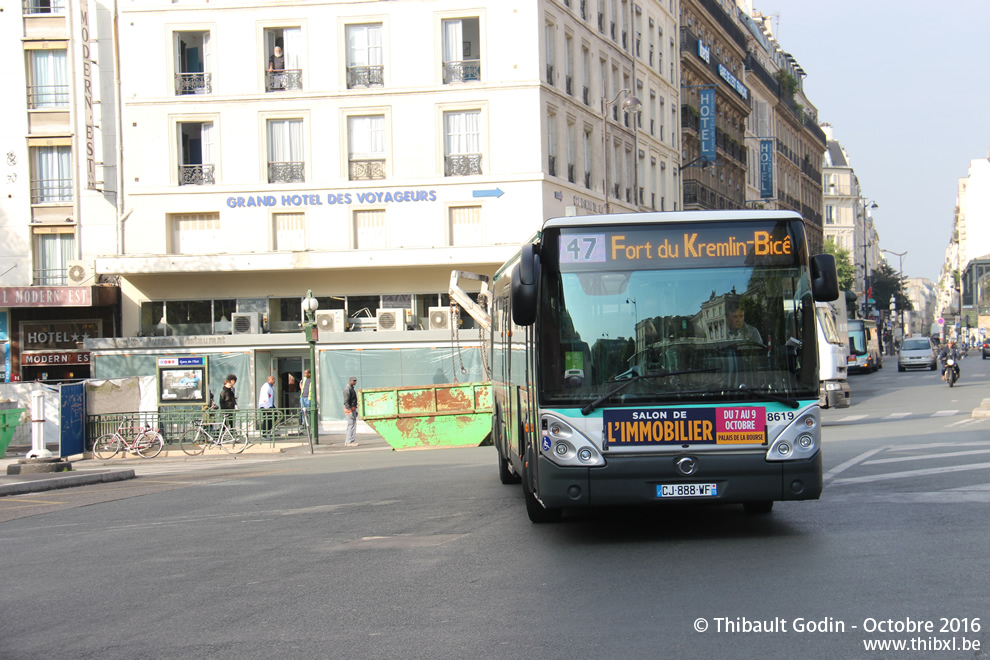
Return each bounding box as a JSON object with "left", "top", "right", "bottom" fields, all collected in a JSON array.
[{"left": 537, "top": 450, "right": 822, "bottom": 509}]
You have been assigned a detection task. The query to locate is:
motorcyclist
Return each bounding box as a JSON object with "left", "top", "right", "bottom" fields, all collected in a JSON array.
[{"left": 939, "top": 340, "right": 961, "bottom": 381}]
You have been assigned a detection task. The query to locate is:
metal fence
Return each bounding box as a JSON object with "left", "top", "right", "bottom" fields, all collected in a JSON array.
[{"left": 85, "top": 406, "right": 316, "bottom": 451}]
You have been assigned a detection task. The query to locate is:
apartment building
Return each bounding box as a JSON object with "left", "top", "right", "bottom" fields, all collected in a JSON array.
[
  {"left": 0, "top": 0, "right": 121, "bottom": 383},
  {"left": 82, "top": 0, "right": 681, "bottom": 419}
]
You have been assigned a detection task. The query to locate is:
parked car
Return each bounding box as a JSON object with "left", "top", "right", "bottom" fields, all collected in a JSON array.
[
  {"left": 982, "top": 340, "right": 990, "bottom": 359},
  {"left": 898, "top": 337, "right": 937, "bottom": 372}
]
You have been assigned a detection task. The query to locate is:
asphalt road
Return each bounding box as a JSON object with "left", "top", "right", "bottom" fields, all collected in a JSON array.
[{"left": 2, "top": 359, "right": 990, "bottom": 659}]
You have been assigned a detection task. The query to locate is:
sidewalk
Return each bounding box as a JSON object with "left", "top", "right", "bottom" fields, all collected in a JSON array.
[{"left": 0, "top": 430, "right": 390, "bottom": 498}]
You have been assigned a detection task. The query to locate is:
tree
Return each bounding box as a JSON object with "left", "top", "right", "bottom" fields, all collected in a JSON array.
[
  {"left": 871, "top": 262, "right": 913, "bottom": 312},
  {"left": 823, "top": 238, "right": 856, "bottom": 292}
]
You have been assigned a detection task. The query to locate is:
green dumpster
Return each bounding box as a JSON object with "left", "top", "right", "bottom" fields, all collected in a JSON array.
[
  {"left": 359, "top": 382, "right": 492, "bottom": 450},
  {"left": 0, "top": 408, "right": 26, "bottom": 458}
]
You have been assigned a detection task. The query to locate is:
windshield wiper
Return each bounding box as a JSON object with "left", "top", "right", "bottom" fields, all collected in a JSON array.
[
  {"left": 676, "top": 386, "right": 801, "bottom": 409},
  {"left": 581, "top": 368, "right": 717, "bottom": 415}
]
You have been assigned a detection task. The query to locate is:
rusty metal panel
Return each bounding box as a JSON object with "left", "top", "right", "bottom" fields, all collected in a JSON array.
[
  {"left": 397, "top": 388, "right": 437, "bottom": 415},
  {"left": 474, "top": 384, "right": 492, "bottom": 410},
  {"left": 436, "top": 385, "right": 474, "bottom": 412},
  {"left": 360, "top": 389, "right": 397, "bottom": 419}
]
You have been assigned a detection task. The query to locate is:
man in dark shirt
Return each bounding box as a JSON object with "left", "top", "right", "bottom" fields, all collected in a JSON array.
[
  {"left": 219, "top": 374, "right": 237, "bottom": 428},
  {"left": 268, "top": 46, "right": 285, "bottom": 89},
  {"left": 343, "top": 377, "right": 358, "bottom": 447}
]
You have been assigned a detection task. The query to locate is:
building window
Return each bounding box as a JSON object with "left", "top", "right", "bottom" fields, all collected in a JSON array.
[
  {"left": 444, "top": 110, "right": 482, "bottom": 176},
  {"left": 442, "top": 18, "right": 481, "bottom": 83},
  {"left": 567, "top": 120, "right": 576, "bottom": 184},
  {"left": 178, "top": 122, "right": 215, "bottom": 185},
  {"left": 264, "top": 27, "right": 304, "bottom": 92},
  {"left": 545, "top": 22, "right": 555, "bottom": 85},
  {"left": 273, "top": 212, "right": 306, "bottom": 251},
  {"left": 30, "top": 145, "right": 72, "bottom": 204},
  {"left": 825, "top": 205, "right": 835, "bottom": 225},
  {"left": 267, "top": 119, "right": 305, "bottom": 183},
  {"left": 27, "top": 47, "right": 68, "bottom": 108},
  {"left": 348, "top": 115, "right": 386, "bottom": 180},
  {"left": 450, "top": 205, "right": 482, "bottom": 246},
  {"left": 354, "top": 209, "right": 386, "bottom": 249},
  {"left": 346, "top": 23, "right": 384, "bottom": 88},
  {"left": 141, "top": 299, "right": 236, "bottom": 337},
  {"left": 564, "top": 33, "right": 573, "bottom": 95},
  {"left": 24, "top": 0, "right": 66, "bottom": 15},
  {"left": 547, "top": 111, "right": 557, "bottom": 177},
  {"left": 33, "top": 229, "right": 74, "bottom": 285},
  {"left": 583, "top": 128, "right": 592, "bottom": 189},
  {"left": 169, "top": 213, "right": 220, "bottom": 255},
  {"left": 174, "top": 31, "right": 212, "bottom": 95}
]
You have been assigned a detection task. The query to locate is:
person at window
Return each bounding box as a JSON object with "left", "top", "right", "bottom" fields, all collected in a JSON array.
[
  {"left": 268, "top": 46, "right": 285, "bottom": 90},
  {"left": 727, "top": 307, "right": 762, "bottom": 344}
]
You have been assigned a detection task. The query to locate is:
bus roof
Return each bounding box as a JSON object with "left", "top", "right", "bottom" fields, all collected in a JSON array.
[{"left": 542, "top": 210, "right": 803, "bottom": 230}]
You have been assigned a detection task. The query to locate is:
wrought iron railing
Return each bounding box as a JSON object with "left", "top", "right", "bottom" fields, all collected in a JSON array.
[
  {"left": 34, "top": 268, "right": 68, "bottom": 286},
  {"left": 30, "top": 178, "right": 73, "bottom": 204},
  {"left": 27, "top": 84, "right": 69, "bottom": 108},
  {"left": 548, "top": 155, "right": 557, "bottom": 177},
  {"left": 567, "top": 163, "right": 576, "bottom": 184},
  {"left": 175, "top": 72, "right": 212, "bottom": 95},
  {"left": 179, "top": 164, "right": 215, "bottom": 186},
  {"left": 565, "top": 76, "right": 573, "bottom": 95},
  {"left": 443, "top": 60, "right": 481, "bottom": 84},
  {"left": 23, "top": 0, "right": 66, "bottom": 15},
  {"left": 584, "top": 171, "right": 591, "bottom": 189},
  {"left": 349, "top": 159, "right": 386, "bottom": 180},
  {"left": 266, "top": 69, "right": 303, "bottom": 92},
  {"left": 346, "top": 65, "right": 384, "bottom": 89},
  {"left": 444, "top": 153, "right": 482, "bottom": 176},
  {"left": 546, "top": 64, "right": 555, "bottom": 84},
  {"left": 582, "top": 86, "right": 590, "bottom": 106},
  {"left": 267, "top": 161, "right": 305, "bottom": 183}
]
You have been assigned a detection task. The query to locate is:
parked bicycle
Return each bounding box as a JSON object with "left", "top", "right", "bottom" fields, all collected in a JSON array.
[
  {"left": 93, "top": 419, "right": 165, "bottom": 459},
  {"left": 180, "top": 406, "right": 248, "bottom": 455}
]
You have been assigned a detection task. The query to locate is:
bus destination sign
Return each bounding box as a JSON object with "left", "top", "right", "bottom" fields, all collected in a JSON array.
[
  {"left": 558, "top": 223, "right": 798, "bottom": 269},
  {"left": 603, "top": 406, "right": 767, "bottom": 447}
]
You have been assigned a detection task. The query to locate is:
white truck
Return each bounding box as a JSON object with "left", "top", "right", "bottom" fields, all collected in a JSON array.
[{"left": 817, "top": 298, "right": 851, "bottom": 408}]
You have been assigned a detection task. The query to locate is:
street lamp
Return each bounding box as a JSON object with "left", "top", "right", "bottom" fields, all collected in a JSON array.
[
  {"left": 860, "top": 199, "right": 879, "bottom": 316},
  {"left": 881, "top": 248, "right": 907, "bottom": 332},
  {"left": 602, "top": 87, "right": 642, "bottom": 213},
  {"left": 301, "top": 290, "right": 319, "bottom": 451}
]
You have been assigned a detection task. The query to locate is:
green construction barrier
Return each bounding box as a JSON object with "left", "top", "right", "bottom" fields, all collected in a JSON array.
[
  {"left": 359, "top": 382, "right": 492, "bottom": 450},
  {"left": 0, "top": 408, "right": 26, "bottom": 458}
]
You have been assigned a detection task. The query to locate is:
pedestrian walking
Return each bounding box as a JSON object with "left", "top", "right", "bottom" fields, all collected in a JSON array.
[
  {"left": 258, "top": 375, "right": 276, "bottom": 438},
  {"left": 219, "top": 374, "right": 238, "bottom": 428},
  {"left": 300, "top": 369, "right": 312, "bottom": 412},
  {"left": 343, "top": 376, "right": 359, "bottom": 446}
]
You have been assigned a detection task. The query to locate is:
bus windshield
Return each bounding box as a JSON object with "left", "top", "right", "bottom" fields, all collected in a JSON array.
[
  {"left": 538, "top": 222, "right": 817, "bottom": 408},
  {"left": 848, "top": 321, "right": 867, "bottom": 356}
]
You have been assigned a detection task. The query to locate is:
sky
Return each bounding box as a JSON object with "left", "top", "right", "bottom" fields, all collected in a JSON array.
[{"left": 759, "top": 0, "right": 990, "bottom": 283}]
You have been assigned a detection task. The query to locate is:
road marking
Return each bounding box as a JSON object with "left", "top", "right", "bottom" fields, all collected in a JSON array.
[
  {"left": 823, "top": 446, "right": 887, "bottom": 483},
  {"left": 947, "top": 418, "right": 983, "bottom": 427},
  {"left": 883, "top": 413, "right": 911, "bottom": 419},
  {"left": 864, "top": 448, "right": 990, "bottom": 465},
  {"left": 833, "top": 415, "right": 868, "bottom": 423},
  {"left": 932, "top": 410, "right": 959, "bottom": 417},
  {"left": 829, "top": 461, "right": 990, "bottom": 485},
  {"left": 887, "top": 441, "right": 990, "bottom": 452}
]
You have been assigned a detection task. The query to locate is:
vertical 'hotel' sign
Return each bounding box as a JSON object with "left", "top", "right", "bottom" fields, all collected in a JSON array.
[
  {"left": 759, "top": 139, "right": 774, "bottom": 199},
  {"left": 80, "top": 0, "right": 97, "bottom": 190},
  {"left": 699, "top": 88, "right": 716, "bottom": 164}
]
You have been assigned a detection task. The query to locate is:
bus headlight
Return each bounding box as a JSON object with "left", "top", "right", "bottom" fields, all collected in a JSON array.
[
  {"left": 540, "top": 414, "right": 605, "bottom": 467},
  {"left": 766, "top": 409, "right": 820, "bottom": 461}
]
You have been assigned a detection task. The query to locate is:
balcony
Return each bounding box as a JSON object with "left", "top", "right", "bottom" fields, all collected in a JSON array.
[
  {"left": 179, "top": 164, "right": 215, "bottom": 186},
  {"left": 27, "top": 84, "right": 69, "bottom": 108},
  {"left": 266, "top": 69, "right": 303, "bottom": 92},
  {"left": 584, "top": 171, "right": 591, "bottom": 189},
  {"left": 346, "top": 65, "right": 384, "bottom": 89},
  {"left": 546, "top": 64, "right": 555, "bottom": 85},
  {"left": 30, "top": 179, "right": 72, "bottom": 204},
  {"left": 548, "top": 155, "right": 557, "bottom": 177},
  {"left": 613, "top": 183, "right": 620, "bottom": 199},
  {"left": 33, "top": 267, "right": 67, "bottom": 286},
  {"left": 582, "top": 86, "right": 590, "bottom": 106},
  {"left": 567, "top": 163, "right": 576, "bottom": 184},
  {"left": 580, "top": 0, "right": 586, "bottom": 20},
  {"left": 175, "top": 72, "right": 212, "bottom": 95},
  {"left": 443, "top": 60, "right": 481, "bottom": 84},
  {"left": 565, "top": 76, "right": 573, "bottom": 95},
  {"left": 23, "top": 0, "right": 66, "bottom": 14},
  {"left": 349, "top": 159, "right": 386, "bottom": 181},
  {"left": 444, "top": 153, "right": 482, "bottom": 177},
  {"left": 268, "top": 161, "right": 305, "bottom": 184}
]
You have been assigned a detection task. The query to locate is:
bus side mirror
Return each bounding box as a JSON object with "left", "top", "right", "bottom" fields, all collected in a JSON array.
[
  {"left": 811, "top": 253, "right": 839, "bottom": 302},
  {"left": 511, "top": 244, "right": 539, "bottom": 326}
]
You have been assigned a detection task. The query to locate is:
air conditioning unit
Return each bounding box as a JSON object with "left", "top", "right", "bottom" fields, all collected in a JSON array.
[
  {"left": 315, "top": 310, "right": 345, "bottom": 333},
  {"left": 66, "top": 260, "right": 96, "bottom": 284},
  {"left": 231, "top": 312, "right": 263, "bottom": 335},
  {"left": 376, "top": 309, "right": 407, "bottom": 332},
  {"left": 428, "top": 306, "right": 452, "bottom": 330}
]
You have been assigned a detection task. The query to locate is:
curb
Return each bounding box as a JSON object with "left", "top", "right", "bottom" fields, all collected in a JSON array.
[{"left": 0, "top": 469, "right": 136, "bottom": 497}]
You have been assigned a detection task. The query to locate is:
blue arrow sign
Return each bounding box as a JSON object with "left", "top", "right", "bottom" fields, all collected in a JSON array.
[{"left": 472, "top": 188, "right": 504, "bottom": 198}]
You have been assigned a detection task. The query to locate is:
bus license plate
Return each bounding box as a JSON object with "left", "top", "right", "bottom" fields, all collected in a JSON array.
[{"left": 657, "top": 483, "right": 717, "bottom": 498}]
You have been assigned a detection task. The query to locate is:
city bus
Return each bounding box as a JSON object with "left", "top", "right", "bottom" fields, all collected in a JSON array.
[
  {"left": 481, "top": 210, "right": 838, "bottom": 522},
  {"left": 847, "top": 319, "right": 882, "bottom": 373}
]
